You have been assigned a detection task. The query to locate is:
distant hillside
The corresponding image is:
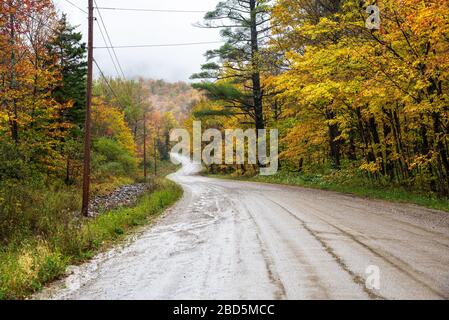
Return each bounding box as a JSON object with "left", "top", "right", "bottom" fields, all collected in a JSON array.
[{"left": 142, "top": 79, "right": 202, "bottom": 122}]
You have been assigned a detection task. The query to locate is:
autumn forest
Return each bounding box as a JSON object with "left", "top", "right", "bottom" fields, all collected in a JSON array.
[
  {"left": 0, "top": 0, "right": 448, "bottom": 299},
  {"left": 190, "top": 0, "right": 449, "bottom": 198}
]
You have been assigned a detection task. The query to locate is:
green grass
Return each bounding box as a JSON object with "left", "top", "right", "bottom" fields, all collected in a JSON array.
[
  {"left": 135, "top": 160, "right": 181, "bottom": 182},
  {"left": 208, "top": 171, "right": 449, "bottom": 213},
  {"left": 0, "top": 178, "right": 182, "bottom": 300},
  {"left": 154, "top": 160, "right": 181, "bottom": 178}
]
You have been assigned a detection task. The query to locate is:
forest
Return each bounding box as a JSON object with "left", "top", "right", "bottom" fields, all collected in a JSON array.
[
  {"left": 189, "top": 0, "right": 449, "bottom": 200},
  {"left": 0, "top": 0, "right": 448, "bottom": 299},
  {"left": 0, "top": 0, "right": 194, "bottom": 298}
]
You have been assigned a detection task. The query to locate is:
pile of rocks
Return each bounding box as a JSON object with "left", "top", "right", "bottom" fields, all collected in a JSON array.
[{"left": 88, "top": 183, "right": 153, "bottom": 217}]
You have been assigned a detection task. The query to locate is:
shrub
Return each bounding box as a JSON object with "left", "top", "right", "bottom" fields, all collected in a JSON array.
[
  {"left": 93, "top": 137, "right": 137, "bottom": 179},
  {"left": 0, "top": 178, "right": 182, "bottom": 299}
]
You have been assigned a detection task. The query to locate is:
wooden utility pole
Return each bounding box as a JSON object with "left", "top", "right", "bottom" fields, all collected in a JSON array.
[
  {"left": 143, "top": 111, "right": 147, "bottom": 181},
  {"left": 82, "top": 0, "right": 94, "bottom": 217}
]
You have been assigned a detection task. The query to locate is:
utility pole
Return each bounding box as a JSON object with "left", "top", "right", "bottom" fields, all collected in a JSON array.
[
  {"left": 143, "top": 111, "right": 147, "bottom": 181},
  {"left": 82, "top": 0, "right": 94, "bottom": 217}
]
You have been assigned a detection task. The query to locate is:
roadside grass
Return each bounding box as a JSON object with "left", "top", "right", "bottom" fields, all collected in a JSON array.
[
  {"left": 208, "top": 171, "right": 449, "bottom": 213},
  {"left": 148, "top": 160, "right": 181, "bottom": 179},
  {"left": 0, "top": 178, "right": 182, "bottom": 300},
  {"left": 91, "top": 176, "right": 135, "bottom": 197}
]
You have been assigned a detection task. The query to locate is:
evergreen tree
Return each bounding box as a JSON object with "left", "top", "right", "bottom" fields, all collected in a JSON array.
[
  {"left": 192, "top": 0, "right": 272, "bottom": 130},
  {"left": 47, "top": 15, "right": 87, "bottom": 183},
  {"left": 49, "top": 14, "right": 87, "bottom": 130}
]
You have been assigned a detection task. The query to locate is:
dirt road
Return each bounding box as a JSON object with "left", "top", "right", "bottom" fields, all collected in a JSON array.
[{"left": 39, "top": 157, "right": 449, "bottom": 300}]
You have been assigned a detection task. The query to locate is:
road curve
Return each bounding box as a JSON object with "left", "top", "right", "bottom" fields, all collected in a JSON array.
[{"left": 38, "top": 159, "right": 449, "bottom": 300}]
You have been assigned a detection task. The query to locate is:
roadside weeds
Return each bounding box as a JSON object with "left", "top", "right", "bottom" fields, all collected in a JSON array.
[
  {"left": 0, "top": 178, "right": 183, "bottom": 300},
  {"left": 207, "top": 172, "right": 449, "bottom": 213}
]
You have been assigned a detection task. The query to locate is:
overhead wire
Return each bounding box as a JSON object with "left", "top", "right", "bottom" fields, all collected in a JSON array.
[
  {"left": 94, "top": 7, "right": 207, "bottom": 13},
  {"left": 93, "top": 10, "right": 122, "bottom": 78},
  {"left": 93, "top": 0, "right": 126, "bottom": 79},
  {"left": 55, "top": 2, "right": 221, "bottom": 77},
  {"left": 93, "top": 41, "right": 223, "bottom": 49},
  {"left": 63, "top": 0, "right": 88, "bottom": 14},
  {"left": 93, "top": 58, "right": 127, "bottom": 109}
]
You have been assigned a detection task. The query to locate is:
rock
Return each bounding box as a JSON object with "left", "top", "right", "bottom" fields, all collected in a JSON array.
[{"left": 88, "top": 183, "right": 153, "bottom": 217}]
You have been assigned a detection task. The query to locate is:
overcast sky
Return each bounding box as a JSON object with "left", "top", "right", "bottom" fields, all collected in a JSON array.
[{"left": 53, "top": 0, "right": 221, "bottom": 82}]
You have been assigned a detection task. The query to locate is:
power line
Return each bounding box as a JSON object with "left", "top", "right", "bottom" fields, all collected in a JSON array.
[
  {"left": 95, "top": 19, "right": 121, "bottom": 78},
  {"left": 95, "top": 7, "right": 207, "bottom": 13},
  {"left": 63, "top": 0, "right": 88, "bottom": 14},
  {"left": 94, "top": 0, "right": 126, "bottom": 79},
  {"left": 63, "top": 1, "right": 125, "bottom": 78},
  {"left": 94, "top": 41, "right": 223, "bottom": 49},
  {"left": 93, "top": 59, "right": 126, "bottom": 109},
  {"left": 24, "top": 12, "right": 54, "bottom": 31},
  {"left": 93, "top": 5, "right": 122, "bottom": 78}
]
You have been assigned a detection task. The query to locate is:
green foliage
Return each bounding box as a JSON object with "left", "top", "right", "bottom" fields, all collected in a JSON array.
[
  {"left": 192, "top": 82, "right": 246, "bottom": 101},
  {"left": 0, "top": 0, "right": 190, "bottom": 302},
  {"left": 193, "top": 108, "right": 237, "bottom": 118},
  {"left": 195, "top": 0, "right": 449, "bottom": 199},
  {"left": 0, "top": 139, "right": 33, "bottom": 181},
  {"left": 157, "top": 112, "right": 179, "bottom": 161},
  {"left": 268, "top": 0, "right": 449, "bottom": 195},
  {"left": 87, "top": 179, "right": 182, "bottom": 244},
  {"left": 210, "top": 169, "right": 449, "bottom": 213},
  {"left": 0, "top": 180, "right": 81, "bottom": 247},
  {"left": 93, "top": 137, "right": 137, "bottom": 177},
  {"left": 0, "top": 179, "right": 182, "bottom": 300},
  {"left": 49, "top": 14, "right": 87, "bottom": 128},
  {"left": 192, "top": 0, "right": 272, "bottom": 129}
]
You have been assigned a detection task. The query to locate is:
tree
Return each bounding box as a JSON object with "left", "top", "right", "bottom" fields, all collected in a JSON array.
[
  {"left": 91, "top": 97, "right": 137, "bottom": 179},
  {"left": 48, "top": 14, "right": 87, "bottom": 129},
  {"left": 46, "top": 15, "right": 87, "bottom": 183},
  {"left": 269, "top": 0, "right": 449, "bottom": 194},
  {"left": 0, "top": 0, "right": 70, "bottom": 175},
  {"left": 192, "top": 0, "right": 273, "bottom": 130},
  {"left": 158, "top": 112, "right": 178, "bottom": 161}
]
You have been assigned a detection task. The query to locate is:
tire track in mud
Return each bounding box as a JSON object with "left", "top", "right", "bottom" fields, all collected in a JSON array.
[
  {"left": 36, "top": 167, "right": 449, "bottom": 300},
  {"left": 233, "top": 199, "right": 287, "bottom": 299},
  {"left": 254, "top": 231, "right": 288, "bottom": 300},
  {"left": 238, "top": 199, "right": 333, "bottom": 299},
  {"left": 214, "top": 195, "right": 287, "bottom": 299},
  {"left": 265, "top": 197, "right": 385, "bottom": 300},
  {"left": 268, "top": 196, "right": 448, "bottom": 299},
  {"left": 336, "top": 202, "right": 449, "bottom": 249},
  {"left": 300, "top": 200, "right": 449, "bottom": 299}
]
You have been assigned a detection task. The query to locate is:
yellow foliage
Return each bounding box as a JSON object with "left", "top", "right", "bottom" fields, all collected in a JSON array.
[{"left": 92, "top": 97, "right": 136, "bottom": 156}]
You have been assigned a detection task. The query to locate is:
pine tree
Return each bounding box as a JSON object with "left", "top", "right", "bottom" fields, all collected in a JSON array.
[
  {"left": 192, "top": 0, "right": 273, "bottom": 130},
  {"left": 49, "top": 14, "right": 87, "bottom": 130},
  {"left": 47, "top": 15, "right": 87, "bottom": 183}
]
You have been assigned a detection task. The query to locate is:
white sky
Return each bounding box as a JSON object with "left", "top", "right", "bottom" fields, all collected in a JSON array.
[{"left": 53, "top": 0, "right": 221, "bottom": 82}]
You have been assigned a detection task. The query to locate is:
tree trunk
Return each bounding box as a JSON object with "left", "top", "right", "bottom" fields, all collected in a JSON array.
[
  {"left": 249, "top": 0, "right": 264, "bottom": 131},
  {"left": 432, "top": 112, "right": 449, "bottom": 195},
  {"left": 326, "top": 110, "right": 341, "bottom": 169}
]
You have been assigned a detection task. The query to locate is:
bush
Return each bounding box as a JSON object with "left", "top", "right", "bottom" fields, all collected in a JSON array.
[
  {"left": 0, "top": 178, "right": 182, "bottom": 299},
  {"left": 93, "top": 137, "right": 137, "bottom": 178},
  {"left": 0, "top": 140, "right": 33, "bottom": 180},
  {"left": 0, "top": 181, "right": 81, "bottom": 247}
]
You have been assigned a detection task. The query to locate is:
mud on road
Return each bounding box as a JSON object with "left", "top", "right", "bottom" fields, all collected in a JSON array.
[{"left": 37, "top": 157, "right": 449, "bottom": 300}]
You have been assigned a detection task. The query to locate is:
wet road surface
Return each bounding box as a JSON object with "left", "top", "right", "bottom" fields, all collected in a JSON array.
[{"left": 38, "top": 158, "right": 449, "bottom": 300}]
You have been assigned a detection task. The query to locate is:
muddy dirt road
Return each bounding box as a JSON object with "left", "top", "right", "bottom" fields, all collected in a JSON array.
[{"left": 39, "top": 157, "right": 449, "bottom": 300}]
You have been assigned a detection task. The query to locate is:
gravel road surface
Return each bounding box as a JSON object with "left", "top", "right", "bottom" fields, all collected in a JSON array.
[{"left": 38, "top": 156, "right": 449, "bottom": 300}]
